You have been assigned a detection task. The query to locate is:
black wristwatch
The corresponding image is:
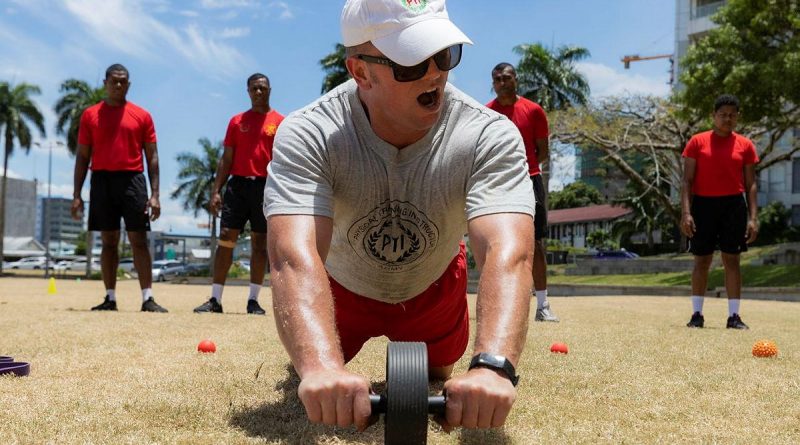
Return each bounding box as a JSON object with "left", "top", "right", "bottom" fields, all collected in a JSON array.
[{"left": 468, "top": 353, "right": 519, "bottom": 386}]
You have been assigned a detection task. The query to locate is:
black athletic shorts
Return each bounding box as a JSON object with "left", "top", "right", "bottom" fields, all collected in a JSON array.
[
  {"left": 688, "top": 194, "right": 748, "bottom": 256},
  {"left": 530, "top": 174, "right": 548, "bottom": 241},
  {"left": 88, "top": 171, "right": 151, "bottom": 232},
  {"left": 221, "top": 175, "right": 268, "bottom": 233}
]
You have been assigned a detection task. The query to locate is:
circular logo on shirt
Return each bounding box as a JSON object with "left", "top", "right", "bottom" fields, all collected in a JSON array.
[
  {"left": 239, "top": 123, "right": 250, "bottom": 133},
  {"left": 400, "top": 0, "right": 427, "bottom": 13},
  {"left": 348, "top": 201, "right": 439, "bottom": 272}
]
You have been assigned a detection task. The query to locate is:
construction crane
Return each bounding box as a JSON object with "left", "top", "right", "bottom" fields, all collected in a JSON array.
[{"left": 621, "top": 53, "right": 675, "bottom": 85}]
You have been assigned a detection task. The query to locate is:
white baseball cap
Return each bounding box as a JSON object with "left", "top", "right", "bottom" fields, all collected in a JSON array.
[{"left": 341, "top": 0, "right": 473, "bottom": 67}]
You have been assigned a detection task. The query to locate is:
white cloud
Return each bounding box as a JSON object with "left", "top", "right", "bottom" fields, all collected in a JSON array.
[
  {"left": 219, "top": 26, "right": 251, "bottom": 39},
  {"left": 61, "top": 0, "right": 251, "bottom": 79},
  {"left": 577, "top": 62, "right": 671, "bottom": 98},
  {"left": 179, "top": 9, "right": 200, "bottom": 17},
  {"left": 268, "top": 1, "right": 293, "bottom": 19},
  {"left": 200, "top": 0, "right": 259, "bottom": 9},
  {"left": 4, "top": 169, "right": 23, "bottom": 179},
  {"left": 151, "top": 196, "right": 210, "bottom": 234}
]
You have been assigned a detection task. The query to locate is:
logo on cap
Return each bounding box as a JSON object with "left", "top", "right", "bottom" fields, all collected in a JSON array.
[{"left": 400, "top": 0, "right": 427, "bottom": 13}]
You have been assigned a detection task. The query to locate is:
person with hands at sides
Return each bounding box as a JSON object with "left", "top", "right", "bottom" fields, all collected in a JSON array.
[
  {"left": 487, "top": 62, "right": 559, "bottom": 322},
  {"left": 681, "top": 94, "right": 759, "bottom": 330},
  {"left": 193, "top": 73, "right": 284, "bottom": 315},
  {"left": 264, "top": 0, "right": 534, "bottom": 433},
  {"left": 71, "top": 63, "right": 168, "bottom": 313}
]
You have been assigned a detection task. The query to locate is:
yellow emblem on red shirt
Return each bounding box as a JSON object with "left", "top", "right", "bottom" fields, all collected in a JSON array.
[{"left": 265, "top": 124, "right": 278, "bottom": 136}]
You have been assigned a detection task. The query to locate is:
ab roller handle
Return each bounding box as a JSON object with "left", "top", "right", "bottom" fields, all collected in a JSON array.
[{"left": 369, "top": 394, "right": 446, "bottom": 416}]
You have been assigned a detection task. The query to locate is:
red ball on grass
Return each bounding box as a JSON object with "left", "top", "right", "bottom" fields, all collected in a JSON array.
[{"left": 197, "top": 339, "right": 216, "bottom": 353}]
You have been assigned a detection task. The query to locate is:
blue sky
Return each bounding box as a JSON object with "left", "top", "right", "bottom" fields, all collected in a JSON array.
[{"left": 0, "top": 0, "right": 674, "bottom": 235}]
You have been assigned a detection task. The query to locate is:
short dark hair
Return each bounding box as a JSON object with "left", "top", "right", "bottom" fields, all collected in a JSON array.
[
  {"left": 105, "top": 63, "right": 129, "bottom": 79},
  {"left": 714, "top": 94, "right": 740, "bottom": 112},
  {"left": 247, "top": 73, "right": 269, "bottom": 88},
  {"left": 492, "top": 62, "right": 515, "bottom": 75}
]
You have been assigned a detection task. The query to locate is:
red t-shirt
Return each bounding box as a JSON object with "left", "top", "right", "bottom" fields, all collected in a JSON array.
[
  {"left": 224, "top": 109, "right": 284, "bottom": 177},
  {"left": 486, "top": 96, "right": 549, "bottom": 176},
  {"left": 77, "top": 101, "right": 156, "bottom": 172},
  {"left": 682, "top": 130, "right": 759, "bottom": 196}
]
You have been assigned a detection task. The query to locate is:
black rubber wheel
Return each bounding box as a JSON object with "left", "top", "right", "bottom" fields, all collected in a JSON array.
[{"left": 385, "top": 342, "right": 429, "bottom": 445}]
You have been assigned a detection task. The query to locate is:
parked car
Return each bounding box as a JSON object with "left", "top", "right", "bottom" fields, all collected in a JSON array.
[
  {"left": 8, "top": 256, "right": 49, "bottom": 270},
  {"left": 177, "top": 263, "right": 210, "bottom": 277},
  {"left": 68, "top": 258, "right": 101, "bottom": 272},
  {"left": 594, "top": 250, "right": 640, "bottom": 260},
  {"left": 152, "top": 260, "right": 184, "bottom": 282},
  {"left": 118, "top": 258, "right": 136, "bottom": 273},
  {"left": 53, "top": 260, "right": 73, "bottom": 272}
]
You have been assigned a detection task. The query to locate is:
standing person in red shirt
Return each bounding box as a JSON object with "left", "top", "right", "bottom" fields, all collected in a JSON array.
[
  {"left": 681, "top": 94, "right": 759, "bottom": 329},
  {"left": 487, "top": 63, "right": 559, "bottom": 322},
  {"left": 193, "top": 73, "right": 284, "bottom": 315},
  {"left": 71, "top": 63, "right": 168, "bottom": 313}
]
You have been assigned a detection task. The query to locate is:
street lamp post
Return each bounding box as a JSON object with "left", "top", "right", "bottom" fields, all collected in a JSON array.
[{"left": 34, "top": 140, "right": 64, "bottom": 278}]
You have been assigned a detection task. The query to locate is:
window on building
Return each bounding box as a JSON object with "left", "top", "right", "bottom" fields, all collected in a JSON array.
[
  {"left": 793, "top": 205, "right": 800, "bottom": 226},
  {"left": 793, "top": 158, "right": 800, "bottom": 193},
  {"left": 694, "top": 0, "right": 726, "bottom": 18}
]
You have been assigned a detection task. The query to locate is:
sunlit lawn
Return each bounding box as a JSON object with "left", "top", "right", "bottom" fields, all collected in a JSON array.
[{"left": 1, "top": 277, "right": 798, "bottom": 444}]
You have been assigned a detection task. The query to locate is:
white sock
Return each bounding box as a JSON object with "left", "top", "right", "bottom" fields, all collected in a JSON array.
[
  {"left": 248, "top": 283, "right": 261, "bottom": 301},
  {"left": 106, "top": 289, "right": 116, "bottom": 302},
  {"left": 728, "top": 298, "right": 741, "bottom": 316},
  {"left": 211, "top": 284, "right": 224, "bottom": 303},
  {"left": 691, "top": 296, "right": 704, "bottom": 314},
  {"left": 534, "top": 289, "right": 548, "bottom": 309},
  {"left": 142, "top": 288, "right": 153, "bottom": 303}
]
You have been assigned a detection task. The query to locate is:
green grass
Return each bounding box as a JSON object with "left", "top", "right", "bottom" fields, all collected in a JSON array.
[{"left": 549, "top": 264, "right": 800, "bottom": 288}]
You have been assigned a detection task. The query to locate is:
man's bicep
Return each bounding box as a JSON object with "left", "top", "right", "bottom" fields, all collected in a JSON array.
[
  {"left": 76, "top": 143, "right": 92, "bottom": 160},
  {"left": 467, "top": 212, "right": 534, "bottom": 270},
  {"left": 144, "top": 142, "right": 158, "bottom": 160},
  {"left": 268, "top": 214, "right": 333, "bottom": 264}
]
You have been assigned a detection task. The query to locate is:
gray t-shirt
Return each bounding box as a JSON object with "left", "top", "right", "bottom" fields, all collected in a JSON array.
[{"left": 265, "top": 80, "right": 534, "bottom": 304}]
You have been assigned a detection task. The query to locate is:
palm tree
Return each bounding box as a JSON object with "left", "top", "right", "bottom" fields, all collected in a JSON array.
[
  {"left": 0, "top": 82, "right": 46, "bottom": 273},
  {"left": 513, "top": 43, "right": 591, "bottom": 112},
  {"left": 171, "top": 138, "right": 222, "bottom": 269},
  {"left": 54, "top": 79, "right": 106, "bottom": 155},
  {"left": 320, "top": 43, "right": 350, "bottom": 94}
]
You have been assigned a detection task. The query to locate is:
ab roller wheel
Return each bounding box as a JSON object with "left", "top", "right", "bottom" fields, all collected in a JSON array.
[{"left": 369, "top": 342, "right": 446, "bottom": 445}]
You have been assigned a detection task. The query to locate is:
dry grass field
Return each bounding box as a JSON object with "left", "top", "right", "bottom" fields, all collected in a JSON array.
[{"left": 1, "top": 277, "right": 799, "bottom": 444}]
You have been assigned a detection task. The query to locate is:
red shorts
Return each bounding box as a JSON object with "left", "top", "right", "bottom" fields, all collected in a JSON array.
[{"left": 330, "top": 243, "right": 470, "bottom": 368}]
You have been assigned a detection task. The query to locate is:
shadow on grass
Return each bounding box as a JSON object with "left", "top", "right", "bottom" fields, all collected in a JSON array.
[
  {"left": 229, "top": 364, "right": 513, "bottom": 444},
  {"left": 229, "top": 363, "right": 379, "bottom": 444}
]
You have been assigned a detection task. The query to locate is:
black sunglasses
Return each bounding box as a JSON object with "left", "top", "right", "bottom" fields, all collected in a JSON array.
[{"left": 355, "top": 44, "right": 463, "bottom": 82}]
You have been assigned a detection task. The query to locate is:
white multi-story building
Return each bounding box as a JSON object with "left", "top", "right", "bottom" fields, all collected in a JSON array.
[{"left": 675, "top": 0, "right": 800, "bottom": 224}]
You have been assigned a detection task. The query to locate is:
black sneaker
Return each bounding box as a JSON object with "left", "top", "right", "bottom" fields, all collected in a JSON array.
[
  {"left": 141, "top": 297, "right": 168, "bottom": 313},
  {"left": 194, "top": 297, "right": 223, "bottom": 313},
  {"left": 726, "top": 313, "right": 749, "bottom": 330},
  {"left": 91, "top": 296, "right": 117, "bottom": 311},
  {"left": 686, "top": 311, "right": 704, "bottom": 328},
  {"left": 247, "top": 299, "right": 266, "bottom": 315}
]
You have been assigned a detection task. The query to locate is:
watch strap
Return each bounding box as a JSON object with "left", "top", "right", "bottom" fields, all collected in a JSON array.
[{"left": 468, "top": 353, "right": 520, "bottom": 386}]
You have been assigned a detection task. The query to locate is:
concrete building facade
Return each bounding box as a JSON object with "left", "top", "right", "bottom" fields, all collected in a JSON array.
[
  {"left": 0, "top": 177, "right": 38, "bottom": 238},
  {"left": 36, "top": 197, "right": 85, "bottom": 255}
]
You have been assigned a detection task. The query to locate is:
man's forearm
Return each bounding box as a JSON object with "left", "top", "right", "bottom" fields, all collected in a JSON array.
[
  {"left": 213, "top": 159, "right": 232, "bottom": 194},
  {"left": 271, "top": 260, "right": 345, "bottom": 377},
  {"left": 147, "top": 159, "right": 160, "bottom": 197},
  {"left": 748, "top": 184, "right": 758, "bottom": 220},
  {"left": 473, "top": 251, "right": 532, "bottom": 365},
  {"left": 73, "top": 153, "right": 90, "bottom": 198}
]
